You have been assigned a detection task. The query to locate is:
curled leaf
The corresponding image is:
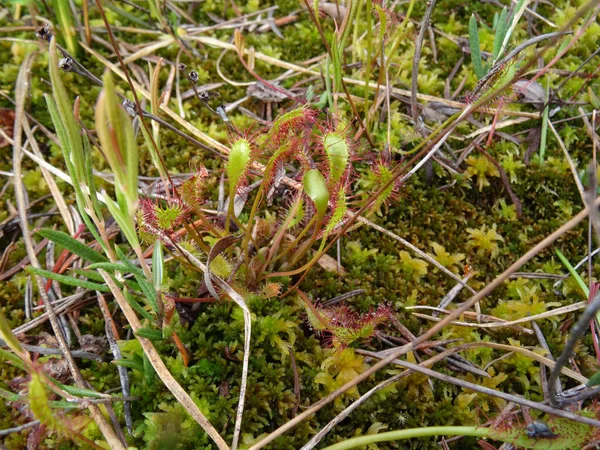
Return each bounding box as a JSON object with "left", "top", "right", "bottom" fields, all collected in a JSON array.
[
  {"left": 227, "top": 139, "right": 251, "bottom": 193},
  {"left": 303, "top": 169, "right": 329, "bottom": 222},
  {"left": 323, "top": 132, "right": 349, "bottom": 184}
]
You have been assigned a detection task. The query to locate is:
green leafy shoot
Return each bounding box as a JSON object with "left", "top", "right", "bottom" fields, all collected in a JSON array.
[
  {"left": 113, "top": 358, "right": 144, "bottom": 372},
  {"left": 555, "top": 249, "right": 589, "bottom": 296},
  {"left": 95, "top": 71, "right": 140, "bottom": 226},
  {"left": 124, "top": 288, "right": 156, "bottom": 322},
  {"left": 87, "top": 262, "right": 144, "bottom": 278},
  {"left": 46, "top": 38, "right": 106, "bottom": 252},
  {"left": 25, "top": 266, "right": 111, "bottom": 292},
  {"left": 135, "top": 327, "right": 165, "bottom": 341},
  {"left": 37, "top": 228, "right": 109, "bottom": 264},
  {"left": 0, "top": 309, "right": 28, "bottom": 361},
  {"left": 29, "top": 373, "right": 59, "bottom": 430}
]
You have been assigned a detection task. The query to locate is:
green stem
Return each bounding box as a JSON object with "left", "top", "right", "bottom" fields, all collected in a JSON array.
[
  {"left": 274, "top": 215, "right": 320, "bottom": 266},
  {"left": 321, "top": 426, "right": 490, "bottom": 450},
  {"left": 241, "top": 189, "right": 263, "bottom": 262}
]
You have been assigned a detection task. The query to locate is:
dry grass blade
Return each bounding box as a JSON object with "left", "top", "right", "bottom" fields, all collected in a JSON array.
[
  {"left": 99, "top": 270, "right": 230, "bottom": 450},
  {"left": 408, "top": 301, "right": 588, "bottom": 330},
  {"left": 80, "top": 42, "right": 229, "bottom": 154},
  {"left": 304, "top": 335, "right": 592, "bottom": 450},
  {"left": 12, "top": 52, "right": 126, "bottom": 450},
  {"left": 182, "top": 35, "right": 539, "bottom": 118},
  {"left": 21, "top": 120, "right": 74, "bottom": 234},
  {"left": 301, "top": 342, "right": 499, "bottom": 450},
  {"left": 380, "top": 341, "right": 587, "bottom": 384},
  {"left": 358, "top": 217, "right": 475, "bottom": 294},
  {"left": 176, "top": 246, "right": 250, "bottom": 450},
  {"left": 548, "top": 120, "right": 586, "bottom": 204}
]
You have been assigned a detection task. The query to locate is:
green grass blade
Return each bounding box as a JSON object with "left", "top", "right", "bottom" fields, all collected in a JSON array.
[
  {"left": 493, "top": 7, "right": 508, "bottom": 60},
  {"left": 88, "top": 262, "right": 145, "bottom": 279},
  {"left": 469, "top": 14, "right": 485, "bottom": 79},
  {"left": 56, "top": 383, "right": 107, "bottom": 399},
  {"left": 0, "top": 348, "right": 26, "bottom": 371},
  {"left": 153, "top": 240, "right": 163, "bottom": 291},
  {"left": 136, "top": 276, "right": 158, "bottom": 313},
  {"left": 555, "top": 249, "right": 589, "bottom": 296},
  {"left": 69, "top": 269, "right": 107, "bottom": 283},
  {"left": 113, "top": 358, "right": 144, "bottom": 372},
  {"left": 124, "top": 289, "right": 156, "bottom": 322}
]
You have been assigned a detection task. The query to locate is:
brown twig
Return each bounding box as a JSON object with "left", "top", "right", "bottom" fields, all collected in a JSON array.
[{"left": 411, "top": 0, "right": 437, "bottom": 126}]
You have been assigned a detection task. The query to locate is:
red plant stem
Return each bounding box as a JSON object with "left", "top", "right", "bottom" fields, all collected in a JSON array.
[
  {"left": 166, "top": 296, "right": 217, "bottom": 304},
  {"left": 589, "top": 283, "right": 600, "bottom": 365},
  {"left": 485, "top": 109, "right": 501, "bottom": 147}
]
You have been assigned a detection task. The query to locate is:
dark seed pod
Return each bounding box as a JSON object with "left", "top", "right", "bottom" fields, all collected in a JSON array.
[
  {"left": 188, "top": 70, "right": 199, "bottom": 83},
  {"left": 525, "top": 420, "right": 558, "bottom": 439},
  {"left": 122, "top": 99, "right": 137, "bottom": 117},
  {"left": 58, "top": 57, "right": 74, "bottom": 72},
  {"left": 35, "top": 25, "right": 53, "bottom": 42},
  {"left": 178, "top": 63, "right": 187, "bottom": 71}
]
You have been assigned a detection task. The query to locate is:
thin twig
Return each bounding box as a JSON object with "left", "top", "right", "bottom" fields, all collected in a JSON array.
[
  {"left": 410, "top": 0, "right": 437, "bottom": 125},
  {"left": 359, "top": 349, "right": 600, "bottom": 427},
  {"left": 0, "top": 420, "right": 41, "bottom": 436},
  {"left": 548, "top": 120, "right": 586, "bottom": 204}
]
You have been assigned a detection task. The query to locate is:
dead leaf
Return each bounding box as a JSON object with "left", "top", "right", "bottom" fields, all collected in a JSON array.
[{"left": 317, "top": 253, "right": 347, "bottom": 275}]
